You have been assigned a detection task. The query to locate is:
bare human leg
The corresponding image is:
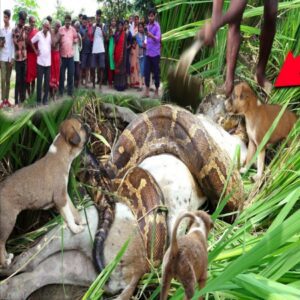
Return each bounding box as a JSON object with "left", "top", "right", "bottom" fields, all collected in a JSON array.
[
  {"left": 199, "top": 0, "right": 247, "bottom": 46},
  {"left": 256, "top": 0, "right": 278, "bottom": 93},
  {"left": 225, "top": 17, "right": 243, "bottom": 97}
]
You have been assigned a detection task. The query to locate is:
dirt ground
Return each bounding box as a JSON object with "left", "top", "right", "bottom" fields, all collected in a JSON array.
[{"left": 6, "top": 70, "right": 162, "bottom": 106}]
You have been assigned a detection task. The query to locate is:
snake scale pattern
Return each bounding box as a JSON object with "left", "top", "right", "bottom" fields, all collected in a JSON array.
[{"left": 92, "top": 104, "right": 244, "bottom": 272}]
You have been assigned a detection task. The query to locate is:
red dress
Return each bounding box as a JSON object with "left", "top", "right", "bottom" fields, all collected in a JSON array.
[
  {"left": 26, "top": 28, "right": 38, "bottom": 83},
  {"left": 50, "top": 50, "right": 60, "bottom": 89}
]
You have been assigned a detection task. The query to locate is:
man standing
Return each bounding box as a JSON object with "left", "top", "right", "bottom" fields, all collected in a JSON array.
[
  {"left": 80, "top": 15, "right": 93, "bottom": 88},
  {"left": 143, "top": 8, "right": 161, "bottom": 98},
  {"left": 12, "top": 10, "right": 28, "bottom": 105},
  {"left": 0, "top": 9, "right": 14, "bottom": 108},
  {"left": 78, "top": 14, "right": 83, "bottom": 26},
  {"left": 91, "top": 9, "right": 105, "bottom": 90},
  {"left": 26, "top": 16, "right": 38, "bottom": 97},
  {"left": 31, "top": 20, "right": 52, "bottom": 105},
  {"left": 73, "top": 21, "right": 82, "bottom": 89},
  {"left": 59, "top": 14, "right": 78, "bottom": 97},
  {"left": 50, "top": 20, "right": 61, "bottom": 100}
]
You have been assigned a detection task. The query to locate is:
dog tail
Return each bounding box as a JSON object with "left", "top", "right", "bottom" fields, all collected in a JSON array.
[{"left": 170, "top": 212, "right": 195, "bottom": 258}]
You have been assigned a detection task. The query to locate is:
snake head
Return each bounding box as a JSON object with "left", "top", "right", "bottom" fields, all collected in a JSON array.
[{"left": 77, "top": 147, "right": 101, "bottom": 186}]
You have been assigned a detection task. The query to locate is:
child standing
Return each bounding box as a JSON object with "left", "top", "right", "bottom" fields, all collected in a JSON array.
[
  {"left": 73, "top": 21, "right": 82, "bottom": 89},
  {"left": 136, "top": 23, "right": 146, "bottom": 92},
  {"left": 130, "top": 37, "right": 140, "bottom": 88}
]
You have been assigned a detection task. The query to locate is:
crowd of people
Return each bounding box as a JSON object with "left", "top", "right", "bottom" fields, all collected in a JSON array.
[{"left": 0, "top": 8, "right": 161, "bottom": 108}]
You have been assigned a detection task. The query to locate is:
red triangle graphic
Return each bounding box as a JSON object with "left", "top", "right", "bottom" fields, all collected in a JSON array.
[{"left": 275, "top": 52, "right": 300, "bottom": 88}]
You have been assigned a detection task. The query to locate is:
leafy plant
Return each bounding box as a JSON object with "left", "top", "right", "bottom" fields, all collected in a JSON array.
[
  {"left": 12, "top": 0, "right": 40, "bottom": 25},
  {"left": 53, "top": 0, "right": 74, "bottom": 24},
  {"left": 97, "top": 0, "right": 133, "bottom": 20}
]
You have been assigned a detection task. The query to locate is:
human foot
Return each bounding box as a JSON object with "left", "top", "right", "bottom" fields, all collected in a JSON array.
[{"left": 255, "top": 72, "right": 272, "bottom": 94}]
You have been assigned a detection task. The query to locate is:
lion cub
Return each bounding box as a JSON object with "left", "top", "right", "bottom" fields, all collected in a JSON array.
[
  {"left": 160, "top": 211, "right": 213, "bottom": 300},
  {"left": 226, "top": 82, "right": 297, "bottom": 181}
]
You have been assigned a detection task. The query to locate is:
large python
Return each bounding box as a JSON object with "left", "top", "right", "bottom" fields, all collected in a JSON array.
[
  {"left": 105, "top": 104, "right": 243, "bottom": 209},
  {"left": 87, "top": 104, "right": 244, "bottom": 298},
  {"left": 80, "top": 149, "right": 168, "bottom": 270}
]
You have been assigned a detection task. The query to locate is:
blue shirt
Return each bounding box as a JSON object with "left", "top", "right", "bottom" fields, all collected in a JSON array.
[{"left": 80, "top": 25, "right": 92, "bottom": 54}]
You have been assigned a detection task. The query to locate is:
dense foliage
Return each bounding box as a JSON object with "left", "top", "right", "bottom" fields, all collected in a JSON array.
[{"left": 12, "top": 0, "right": 40, "bottom": 25}]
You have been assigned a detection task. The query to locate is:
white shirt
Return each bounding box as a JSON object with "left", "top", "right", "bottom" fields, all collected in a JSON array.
[
  {"left": 73, "top": 34, "right": 82, "bottom": 62},
  {"left": 31, "top": 31, "right": 51, "bottom": 67},
  {"left": 0, "top": 25, "right": 15, "bottom": 62},
  {"left": 92, "top": 25, "right": 105, "bottom": 54}
]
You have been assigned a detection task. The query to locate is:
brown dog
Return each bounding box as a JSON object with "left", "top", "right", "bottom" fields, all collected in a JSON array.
[
  {"left": 0, "top": 118, "right": 90, "bottom": 268},
  {"left": 226, "top": 82, "right": 297, "bottom": 181},
  {"left": 160, "top": 211, "right": 213, "bottom": 300}
]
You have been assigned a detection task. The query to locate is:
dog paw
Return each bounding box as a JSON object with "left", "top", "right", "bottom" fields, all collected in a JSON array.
[{"left": 70, "top": 224, "right": 85, "bottom": 234}]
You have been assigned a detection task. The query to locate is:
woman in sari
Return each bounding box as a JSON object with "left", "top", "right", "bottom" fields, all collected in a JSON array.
[
  {"left": 114, "top": 21, "right": 127, "bottom": 91},
  {"left": 124, "top": 20, "right": 132, "bottom": 87},
  {"left": 130, "top": 15, "right": 140, "bottom": 88},
  {"left": 108, "top": 18, "right": 116, "bottom": 88},
  {"left": 50, "top": 21, "right": 61, "bottom": 100}
]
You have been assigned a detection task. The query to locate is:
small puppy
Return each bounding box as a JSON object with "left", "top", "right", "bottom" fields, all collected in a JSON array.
[
  {"left": 226, "top": 82, "right": 297, "bottom": 181},
  {"left": 160, "top": 211, "right": 213, "bottom": 300},
  {"left": 0, "top": 118, "right": 90, "bottom": 268}
]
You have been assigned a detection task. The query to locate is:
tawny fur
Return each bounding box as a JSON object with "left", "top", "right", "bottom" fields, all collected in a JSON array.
[
  {"left": 226, "top": 82, "right": 298, "bottom": 181},
  {"left": 160, "top": 211, "right": 213, "bottom": 300},
  {"left": 0, "top": 118, "right": 90, "bottom": 268}
]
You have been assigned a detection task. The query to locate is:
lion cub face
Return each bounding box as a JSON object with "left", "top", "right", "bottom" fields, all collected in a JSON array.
[{"left": 225, "top": 82, "right": 257, "bottom": 115}]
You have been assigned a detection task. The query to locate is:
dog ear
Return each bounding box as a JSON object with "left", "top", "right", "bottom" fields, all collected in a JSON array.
[
  {"left": 241, "top": 82, "right": 256, "bottom": 100},
  {"left": 60, "top": 121, "right": 81, "bottom": 146},
  {"left": 68, "top": 128, "right": 81, "bottom": 146}
]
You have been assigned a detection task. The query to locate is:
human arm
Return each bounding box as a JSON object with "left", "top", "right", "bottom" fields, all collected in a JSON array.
[
  {"left": 10, "top": 33, "right": 15, "bottom": 65},
  {"left": 78, "top": 34, "right": 82, "bottom": 52},
  {"left": 0, "top": 30, "right": 4, "bottom": 48},
  {"left": 31, "top": 33, "right": 40, "bottom": 56},
  {"left": 99, "top": 23, "right": 107, "bottom": 40},
  {"left": 51, "top": 30, "right": 60, "bottom": 48},
  {"left": 127, "top": 31, "right": 133, "bottom": 49},
  {"left": 147, "top": 24, "right": 161, "bottom": 42},
  {"left": 73, "top": 27, "right": 78, "bottom": 44},
  {"left": 58, "top": 27, "right": 64, "bottom": 45}
]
